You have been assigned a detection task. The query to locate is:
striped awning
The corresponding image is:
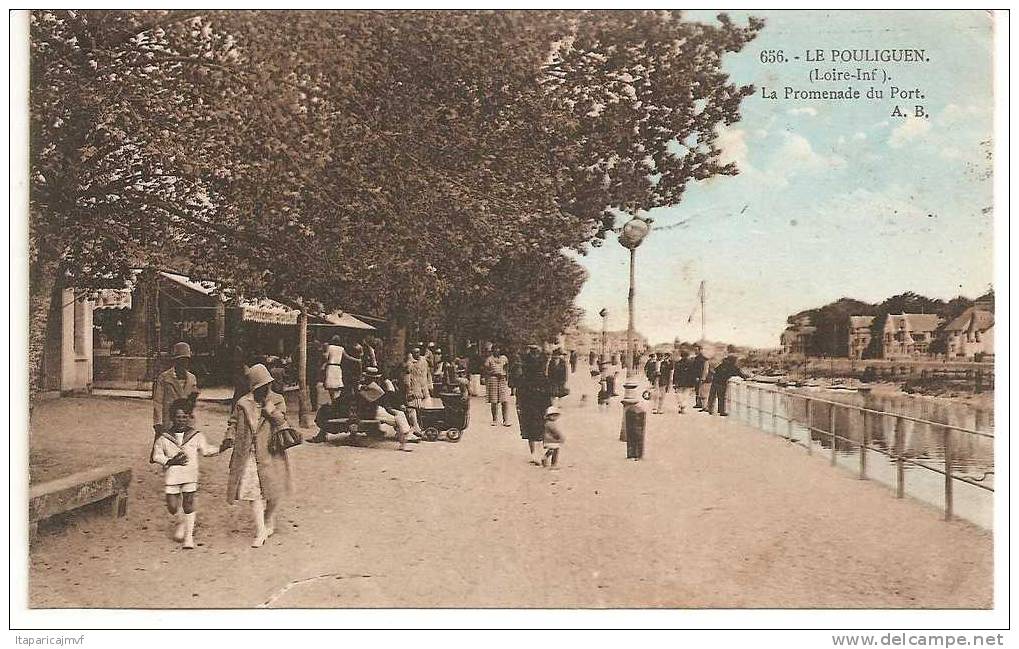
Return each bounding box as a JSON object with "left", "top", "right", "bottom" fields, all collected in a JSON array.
[{"left": 240, "top": 298, "right": 298, "bottom": 325}]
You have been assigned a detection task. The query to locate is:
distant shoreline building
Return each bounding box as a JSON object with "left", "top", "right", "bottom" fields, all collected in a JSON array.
[
  {"left": 944, "top": 306, "right": 994, "bottom": 359},
  {"left": 882, "top": 313, "right": 941, "bottom": 359},
  {"left": 780, "top": 316, "right": 815, "bottom": 356},
  {"left": 847, "top": 315, "right": 874, "bottom": 359}
]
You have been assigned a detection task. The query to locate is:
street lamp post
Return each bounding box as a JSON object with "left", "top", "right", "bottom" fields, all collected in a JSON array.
[
  {"left": 618, "top": 215, "right": 651, "bottom": 379},
  {"left": 599, "top": 308, "right": 608, "bottom": 364}
]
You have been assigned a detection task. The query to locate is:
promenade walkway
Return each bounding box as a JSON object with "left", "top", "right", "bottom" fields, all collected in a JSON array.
[{"left": 27, "top": 367, "right": 992, "bottom": 608}]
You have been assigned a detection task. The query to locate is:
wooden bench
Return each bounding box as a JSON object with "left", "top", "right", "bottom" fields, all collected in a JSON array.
[{"left": 29, "top": 466, "right": 132, "bottom": 542}]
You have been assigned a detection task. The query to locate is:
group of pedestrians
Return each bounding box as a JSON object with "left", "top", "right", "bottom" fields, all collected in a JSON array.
[
  {"left": 310, "top": 340, "right": 469, "bottom": 450},
  {"left": 643, "top": 344, "right": 749, "bottom": 416},
  {"left": 479, "top": 343, "right": 573, "bottom": 467},
  {"left": 151, "top": 341, "right": 297, "bottom": 550},
  {"left": 147, "top": 336, "right": 748, "bottom": 550}
]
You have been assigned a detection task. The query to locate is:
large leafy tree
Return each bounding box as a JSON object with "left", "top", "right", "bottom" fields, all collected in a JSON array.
[
  {"left": 28, "top": 10, "right": 314, "bottom": 388},
  {"left": 28, "top": 9, "right": 763, "bottom": 388}
]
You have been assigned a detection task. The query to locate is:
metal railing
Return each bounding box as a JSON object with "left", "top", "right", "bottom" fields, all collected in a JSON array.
[{"left": 727, "top": 381, "right": 994, "bottom": 522}]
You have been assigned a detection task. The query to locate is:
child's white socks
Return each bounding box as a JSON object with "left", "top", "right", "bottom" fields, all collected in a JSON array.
[
  {"left": 182, "top": 512, "right": 196, "bottom": 549},
  {"left": 172, "top": 511, "right": 186, "bottom": 542}
]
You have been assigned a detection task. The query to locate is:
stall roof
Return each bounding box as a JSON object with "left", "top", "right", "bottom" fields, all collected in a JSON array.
[
  {"left": 159, "top": 271, "right": 219, "bottom": 296},
  {"left": 311, "top": 311, "right": 376, "bottom": 331}
]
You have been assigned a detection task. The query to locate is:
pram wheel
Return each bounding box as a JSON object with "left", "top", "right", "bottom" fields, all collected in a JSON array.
[
  {"left": 445, "top": 428, "right": 463, "bottom": 442},
  {"left": 423, "top": 427, "right": 440, "bottom": 442}
]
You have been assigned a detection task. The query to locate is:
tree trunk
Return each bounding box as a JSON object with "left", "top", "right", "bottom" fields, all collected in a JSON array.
[
  {"left": 297, "top": 305, "right": 312, "bottom": 428},
  {"left": 385, "top": 311, "right": 408, "bottom": 371},
  {"left": 28, "top": 254, "right": 62, "bottom": 402}
]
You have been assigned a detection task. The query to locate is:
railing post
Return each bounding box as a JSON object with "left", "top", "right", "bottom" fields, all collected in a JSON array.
[
  {"left": 944, "top": 426, "right": 953, "bottom": 521},
  {"left": 786, "top": 394, "right": 794, "bottom": 440},
  {"left": 771, "top": 390, "right": 778, "bottom": 433},
  {"left": 859, "top": 410, "right": 868, "bottom": 480},
  {"left": 829, "top": 404, "right": 837, "bottom": 466},
  {"left": 805, "top": 399, "right": 813, "bottom": 455},
  {"left": 894, "top": 416, "right": 905, "bottom": 499},
  {"left": 757, "top": 387, "right": 764, "bottom": 429}
]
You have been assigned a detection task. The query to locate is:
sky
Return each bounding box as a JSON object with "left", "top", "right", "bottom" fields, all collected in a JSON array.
[{"left": 573, "top": 10, "right": 995, "bottom": 348}]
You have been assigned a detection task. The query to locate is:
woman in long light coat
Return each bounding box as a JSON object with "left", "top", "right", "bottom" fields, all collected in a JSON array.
[{"left": 221, "top": 364, "right": 293, "bottom": 548}]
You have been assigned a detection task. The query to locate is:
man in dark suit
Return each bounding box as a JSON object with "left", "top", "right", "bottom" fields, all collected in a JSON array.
[
  {"left": 672, "top": 348, "right": 697, "bottom": 413},
  {"left": 654, "top": 352, "right": 674, "bottom": 414},
  {"left": 691, "top": 345, "right": 709, "bottom": 410},
  {"left": 708, "top": 352, "right": 750, "bottom": 416}
]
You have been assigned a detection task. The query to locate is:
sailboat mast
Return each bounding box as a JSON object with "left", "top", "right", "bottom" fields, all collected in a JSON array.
[{"left": 700, "top": 280, "right": 706, "bottom": 342}]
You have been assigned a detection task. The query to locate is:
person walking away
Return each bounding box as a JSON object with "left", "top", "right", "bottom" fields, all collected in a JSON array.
[
  {"left": 362, "top": 338, "right": 378, "bottom": 369},
  {"left": 644, "top": 352, "right": 659, "bottom": 385},
  {"left": 691, "top": 345, "right": 710, "bottom": 410},
  {"left": 322, "top": 336, "right": 349, "bottom": 404},
  {"left": 307, "top": 338, "right": 325, "bottom": 410},
  {"left": 548, "top": 349, "right": 569, "bottom": 405},
  {"left": 342, "top": 344, "right": 366, "bottom": 399},
  {"left": 541, "top": 406, "right": 565, "bottom": 469},
  {"left": 220, "top": 364, "right": 294, "bottom": 548},
  {"left": 431, "top": 348, "right": 454, "bottom": 393},
  {"left": 655, "top": 352, "right": 674, "bottom": 414},
  {"left": 707, "top": 352, "right": 750, "bottom": 416},
  {"left": 151, "top": 342, "right": 199, "bottom": 461},
  {"left": 482, "top": 344, "right": 511, "bottom": 426},
  {"left": 672, "top": 348, "right": 697, "bottom": 414},
  {"left": 516, "top": 344, "right": 552, "bottom": 464},
  {"left": 621, "top": 393, "right": 647, "bottom": 460},
  {"left": 151, "top": 398, "right": 221, "bottom": 549},
  {"left": 644, "top": 352, "right": 660, "bottom": 411},
  {"left": 468, "top": 345, "right": 484, "bottom": 397},
  {"left": 588, "top": 350, "right": 597, "bottom": 367},
  {"left": 569, "top": 350, "right": 578, "bottom": 374},
  {"left": 424, "top": 342, "right": 437, "bottom": 373},
  {"left": 508, "top": 350, "right": 523, "bottom": 397},
  {"left": 403, "top": 346, "right": 432, "bottom": 433}
]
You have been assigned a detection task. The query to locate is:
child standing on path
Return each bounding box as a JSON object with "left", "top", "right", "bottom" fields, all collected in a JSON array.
[
  {"left": 151, "top": 399, "right": 221, "bottom": 549},
  {"left": 597, "top": 363, "right": 611, "bottom": 409},
  {"left": 541, "top": 406, "right": 565, "bottom": 469}
]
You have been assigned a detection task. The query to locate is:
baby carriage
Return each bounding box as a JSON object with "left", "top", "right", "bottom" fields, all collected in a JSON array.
[{"left": 416, "top": 390, "right": 469, "bottom": 442}]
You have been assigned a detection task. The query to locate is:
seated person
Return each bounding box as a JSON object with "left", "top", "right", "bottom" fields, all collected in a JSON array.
[
  {"left": 359, "top": 366, "right": 414, "bottom": 451},
  {"left": 309, "top": 387, "right": 357, "bottom": 443}
]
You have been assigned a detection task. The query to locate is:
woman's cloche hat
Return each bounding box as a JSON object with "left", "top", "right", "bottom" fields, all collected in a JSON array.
[{"left": 247, "top": 364, "right": 275, "bottom": 391}]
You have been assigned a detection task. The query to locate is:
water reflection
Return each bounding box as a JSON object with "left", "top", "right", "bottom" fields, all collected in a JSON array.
[{"left": 733, "top": 383, "right": 994, "bottom": 528}]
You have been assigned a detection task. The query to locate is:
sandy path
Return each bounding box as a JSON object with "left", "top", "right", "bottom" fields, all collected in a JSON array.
[{"left": 27, "top": 370, "right": 992, "bottom": 608}]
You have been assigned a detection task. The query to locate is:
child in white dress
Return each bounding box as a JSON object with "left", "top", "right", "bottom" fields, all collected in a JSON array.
[{"left": 151, "top": 399, "right": 221, "bottom": 549}]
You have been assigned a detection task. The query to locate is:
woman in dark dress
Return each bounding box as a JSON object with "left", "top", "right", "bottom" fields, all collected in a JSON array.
[
  {"left": 515, "top": 344, "right": 551, "bottom": 465},
  {"left": 548, "top": 349, "right": 569, "bottom": 403}
]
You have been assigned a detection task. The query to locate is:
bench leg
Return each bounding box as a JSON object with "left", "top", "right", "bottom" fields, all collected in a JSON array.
[{"left": 108, "top": 492, "right": 128, "bottom": 518}]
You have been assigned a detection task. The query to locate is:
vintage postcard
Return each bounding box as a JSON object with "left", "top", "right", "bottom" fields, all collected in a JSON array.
[{"left": 10, "top": 7, "right": 1008, "bottom": 637}]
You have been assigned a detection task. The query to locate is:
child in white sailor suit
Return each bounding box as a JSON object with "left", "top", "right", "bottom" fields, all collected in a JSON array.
[{"left": 151, "top": 398, "right": 221, "bottom": 549}]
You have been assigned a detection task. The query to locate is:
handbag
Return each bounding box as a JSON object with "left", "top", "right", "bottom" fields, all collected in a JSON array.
[{"left": 269, "top": 426, "right": 303, "bottom": 455}]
